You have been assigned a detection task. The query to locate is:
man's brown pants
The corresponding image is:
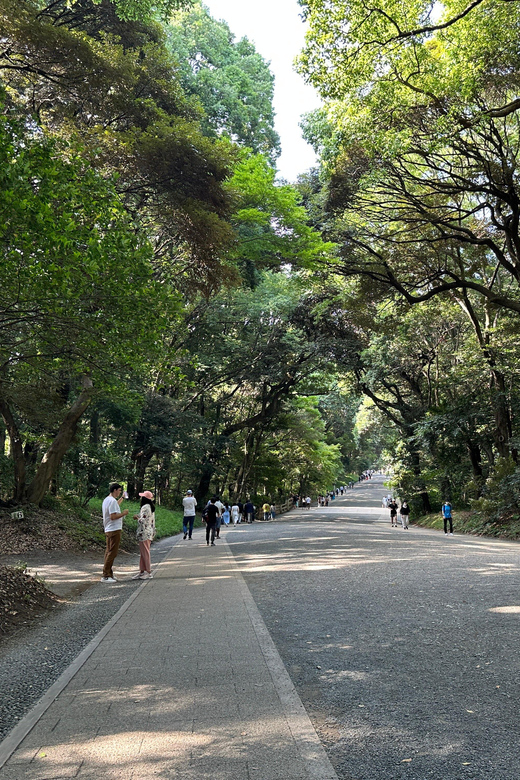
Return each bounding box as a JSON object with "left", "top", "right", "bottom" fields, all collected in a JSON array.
[{"left": 103, "top": 530, "right": 122, "bottom": 578}]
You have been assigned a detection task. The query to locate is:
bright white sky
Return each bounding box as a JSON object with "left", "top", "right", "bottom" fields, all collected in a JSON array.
[{"left": 203, "top": 0, "right": 321, "bottom": 182}]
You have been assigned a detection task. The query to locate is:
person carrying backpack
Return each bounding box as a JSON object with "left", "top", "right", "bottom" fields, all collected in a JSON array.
[
  {"left": 204, "top": 498, "right": 219, "bottom": 546},
  {"left": 442, "top": 501, "right": 453, "bottom": 535}
]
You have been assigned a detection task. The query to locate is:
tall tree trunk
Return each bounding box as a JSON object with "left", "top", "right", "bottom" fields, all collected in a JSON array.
[
  {"left": 0, "top": 393, "right": 26, "bottom": 502},
  {"left": 232, "top": 429, "right": 262, "bottom": 500},
  {"left": 0, "top": 422, "right": 6, "bottom": 457},
  {"left": 89, "top": 409, "right": 100, "bottom": 445},
  {"left": 456, "top": 295, "right": 515, "bottom": 461},
  {"left": 26, "top": 378, "right": 95, "bottom": 505},
  {"left": 411, "top": 450, "right": 432, "bottom": 514},
  {"left": 196, "top": 459, "right": 215, "bottom": 502},
  {"left": 491, "top": 369, "right": 515, "bottom": 460},
  {"left": 466, "top": 440, "right": 484, "bottom": 495},
  {"left": 134, "top": 451, "right": 154, "bottom": 497}
]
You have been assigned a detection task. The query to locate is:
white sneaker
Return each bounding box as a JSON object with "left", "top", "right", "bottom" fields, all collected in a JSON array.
[
  {"left": 100, "top": 576, "right": 117, "bottom": 583},
  {"left": 140, "top": 572, "right": 153, "bottom": 579},
  {"left": 131, "top": 572, "right": 144, "bottom": 580},
  {"left": 449, "top": 532, "right": 454, "bottom": 536}
]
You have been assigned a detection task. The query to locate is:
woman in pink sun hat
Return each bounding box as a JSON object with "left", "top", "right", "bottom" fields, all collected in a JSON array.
[{"left": 132, "top": 490, "right": 156, "bottom": 580}]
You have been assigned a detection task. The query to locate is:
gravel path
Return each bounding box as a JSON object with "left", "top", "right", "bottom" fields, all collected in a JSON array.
[
  {"left": 5, "top": 489, "right": 520, "bottom": 779},
  {"left": 0, "top": 537, "right": 177, "bottom": 741},
  {"left": 227, "top": 479, "right": 520, "bottom": 780}
]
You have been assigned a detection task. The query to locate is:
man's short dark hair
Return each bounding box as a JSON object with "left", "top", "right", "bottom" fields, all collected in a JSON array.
[{"left": 109, "top": 482, "right": 122, "bottom": 493}]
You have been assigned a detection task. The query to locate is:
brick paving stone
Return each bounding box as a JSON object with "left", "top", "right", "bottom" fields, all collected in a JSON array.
[{"left": 0, "top": 535, "right": 337, "bottom": 780}]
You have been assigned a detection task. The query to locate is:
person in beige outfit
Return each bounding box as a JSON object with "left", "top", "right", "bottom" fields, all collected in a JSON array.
[{"left": 132, "top": 490, "right": 156, "bottom": 579}]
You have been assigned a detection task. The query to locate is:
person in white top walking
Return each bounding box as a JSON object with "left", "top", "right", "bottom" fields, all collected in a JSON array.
[
  {"left": 182, "top": 489, "right": 197, "bottom": 540},
  {"left": 214, "top": 496, "right": 225, "bottom": 538},
  {"left": 101, "top": 482, "right": 129, "bottom": 582}
]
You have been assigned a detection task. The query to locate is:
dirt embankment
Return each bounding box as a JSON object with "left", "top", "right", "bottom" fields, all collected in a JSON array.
[
  {"left": 0, "top": 564, "right": 59, "bottom": 637},
  {"left": 0, "top": 504, "right": 137, "bottom": 641}
]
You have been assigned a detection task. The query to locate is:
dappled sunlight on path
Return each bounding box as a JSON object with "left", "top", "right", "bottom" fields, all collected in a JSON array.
[{"left": 226, "top": 476, "right": 520, "bottom": 780}]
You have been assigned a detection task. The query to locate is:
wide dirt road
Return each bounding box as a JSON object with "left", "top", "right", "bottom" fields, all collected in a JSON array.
[{"left": 226, "top": 477, "right": 520, "bottom": 780}]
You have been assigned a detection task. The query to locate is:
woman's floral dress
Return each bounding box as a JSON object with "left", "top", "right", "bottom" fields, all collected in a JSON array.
[{"left": 136, "top": 504, "right": 155, "bottom": 541}]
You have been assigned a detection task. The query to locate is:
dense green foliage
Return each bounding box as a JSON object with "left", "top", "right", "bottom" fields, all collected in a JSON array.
[
  {"left": 296, "top": 0, "right": 520, "bottom": 520},
  {"left": 0, "top": 0, "right": 352, "bottom": 511},
  {"left": 167, "top": 2, "right": 280, "bottom": 162},
  {"left": 89, "top": 497, "right": 186, "bottom": 538},
  {"left": 1, "top": 0, "right": 520, "bottom": 534}
]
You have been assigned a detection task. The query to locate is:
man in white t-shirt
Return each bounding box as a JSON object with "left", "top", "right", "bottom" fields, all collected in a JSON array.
[
  {"left": 101, "top": 482, "right": 129, "bottom": 582},
  {"left": 214, "top": 496, "right": 225, "bottom": 538},
  {"left": 182, "top": 490, "right": 197, "bottom": 540}
]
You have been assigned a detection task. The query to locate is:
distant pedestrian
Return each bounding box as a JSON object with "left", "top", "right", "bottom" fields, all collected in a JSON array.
[
  {"left": 400, "top": 501, "right": 410, "bottom": 530},
  {"left": 262, "top": 501, "right": 271, "bottom": 521},
  {"left": 231, "top": 502, "right": 240, "bottom": 524},
  {"left": 270, "top": 503, "right": 276, "bottom": 519},
  {"left": 101, "top": 482, "right": 129, "bottom": 583},
  {"left": 214, "top": 496, "right": 225, "bottom": 538},
  {"left": 182, "top": 489, "right": 197, "bottom": 540},
  {"left": 306, "top": 496, "right": 311, "bottom": 509},
  {"left": 244, "top": 500, "right": 254, "bottom": 523},
  {"left": 442, "top": 501, "right": 453, "bottom": 535},
  {"left": 205, "top": 498, "right": 219, "bottom": 546},
  {"left": 388, "top": 499, "right": 398, "bottom": 527},
  {"left": 222, "top": 503, "right": 231, "bottom": 526},
  {"left": 132, "top": 490, "right": 156, "bottom": 579}
]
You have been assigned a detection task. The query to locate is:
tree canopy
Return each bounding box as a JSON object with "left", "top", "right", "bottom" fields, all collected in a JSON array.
[
  {"left": 1, "top": 0, "right": 520, "bottom": 531},
  {"left": 167, "top": 2, "right": 281, "bottom": 162}
]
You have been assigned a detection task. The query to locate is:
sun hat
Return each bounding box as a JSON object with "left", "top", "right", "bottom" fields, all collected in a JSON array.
[{"left": 139, "top": 490, "right": 154, "bottom": 500}]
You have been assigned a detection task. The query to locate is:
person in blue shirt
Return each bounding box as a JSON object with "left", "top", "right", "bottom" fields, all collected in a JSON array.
[{"left": 442, "top": 501, "right": 453, "bottom": 535}]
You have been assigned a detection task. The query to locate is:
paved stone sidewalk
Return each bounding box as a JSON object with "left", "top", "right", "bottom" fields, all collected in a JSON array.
[{"left": 0, "top": 534, "right": 337, "bottom": 780}]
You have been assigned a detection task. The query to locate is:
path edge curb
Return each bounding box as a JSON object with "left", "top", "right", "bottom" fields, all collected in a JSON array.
[
  {"left": 0, "top": 536, "right": 182, "bottom": 770},
  {"left": 222, "top": 538, "right": 339, "bottom": 780}
]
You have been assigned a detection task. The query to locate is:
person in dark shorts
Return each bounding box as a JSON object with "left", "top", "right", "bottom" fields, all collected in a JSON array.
[{"left": 388, "top": 499, "right": 398, "bottom": 527}]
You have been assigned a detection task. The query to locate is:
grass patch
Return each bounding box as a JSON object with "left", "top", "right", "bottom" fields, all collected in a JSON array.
[
  {"left": 413, "top": 510, "right": 520, "bottom": 539},
  {"left": 88, "top": 499, "right": 192, "bottom": 540},
  {"left": 55, "top": 511, "right": 107, "bottom": 548}
]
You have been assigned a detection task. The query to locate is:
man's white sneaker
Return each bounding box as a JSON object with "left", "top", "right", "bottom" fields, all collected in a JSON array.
[
  {"left": 100, "top": 576, "right": 117, "bottom": 583},
  {"left": 449, "top": 532, "right": 454, "bottom": 536}
]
